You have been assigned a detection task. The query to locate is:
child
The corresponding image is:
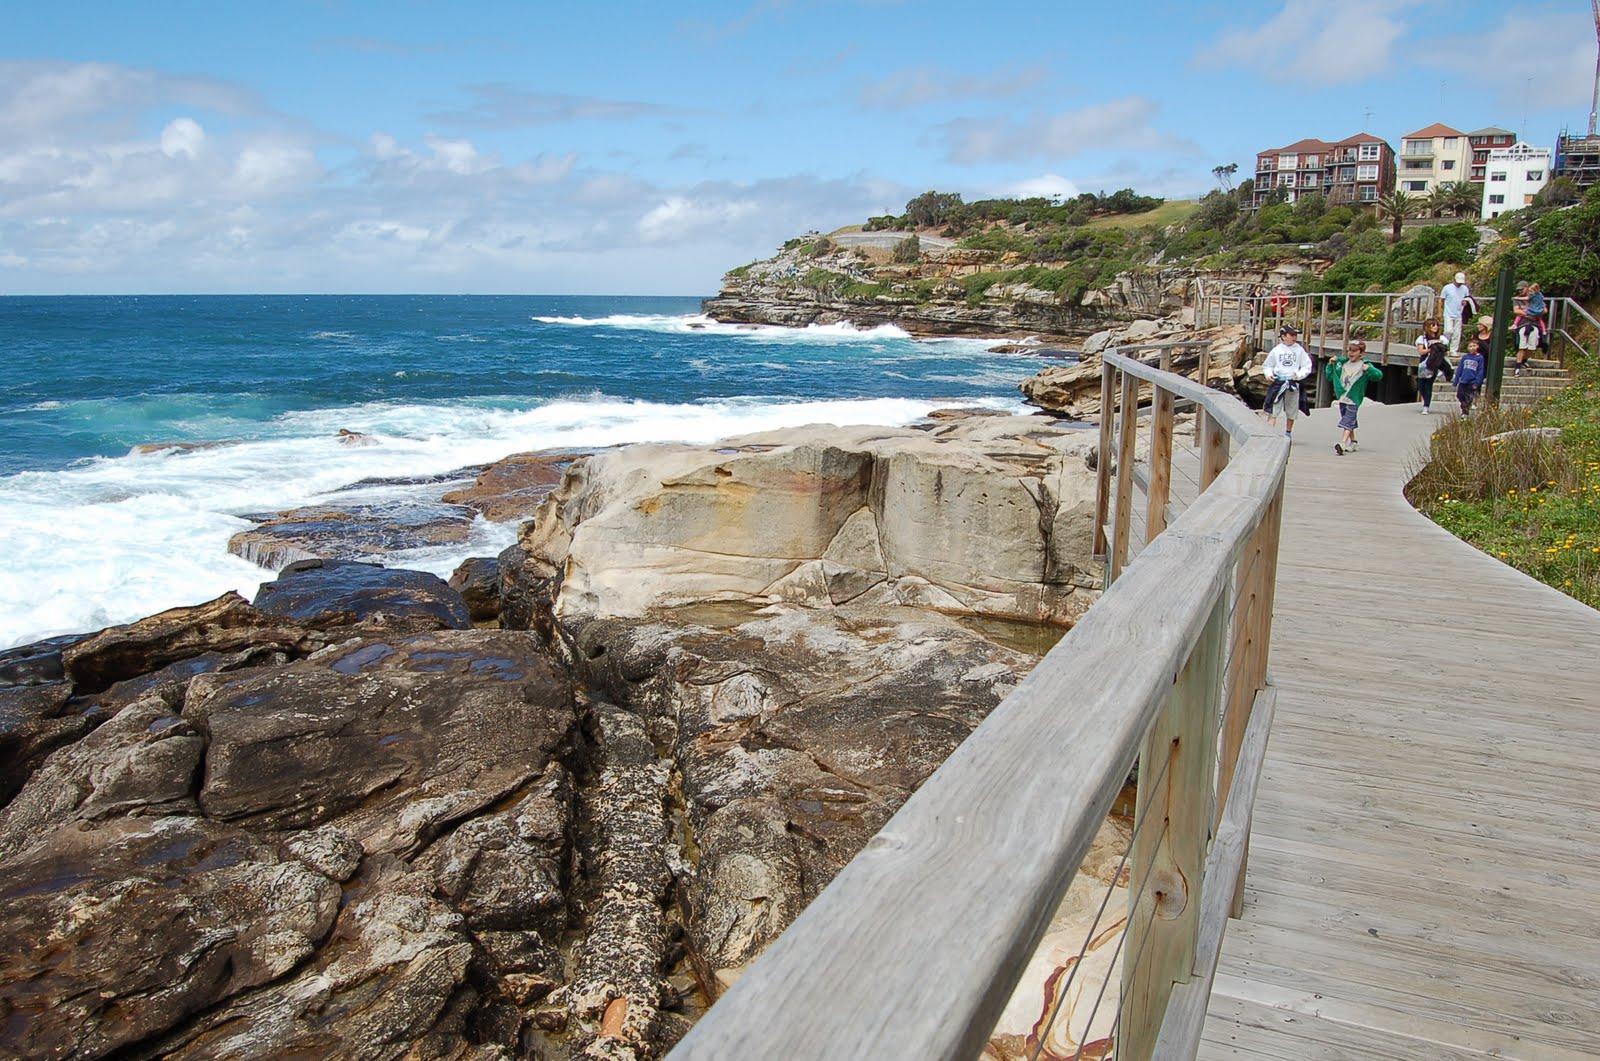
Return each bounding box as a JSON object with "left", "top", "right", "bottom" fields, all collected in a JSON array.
[
  {"left": 1262, "top": 323, "right": 1313, "bottom": 440},
  {"left": 1456, "top": 337, "right": 1488, "bottom": 415},
  {"left": 1415, "top": 319, "right": 1445, "bottom": 414},
  {"left": 1326, "top": 339, "right": 1384, "bottom": 455}
]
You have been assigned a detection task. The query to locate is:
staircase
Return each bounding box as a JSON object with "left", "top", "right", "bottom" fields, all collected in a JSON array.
[{"left": 1498, "top": 357, "right": 1572, "bottom": 407}]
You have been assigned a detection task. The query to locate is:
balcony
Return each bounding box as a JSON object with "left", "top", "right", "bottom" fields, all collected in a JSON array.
[{"left": 1401, "top": 145, "right": 1435, "bottom": 158}]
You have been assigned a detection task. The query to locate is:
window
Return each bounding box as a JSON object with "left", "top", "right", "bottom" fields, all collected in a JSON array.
[
  {"left": 1359, "top": 143, "right": 1382, "bottom": 160},
  {"left": 1441, "top": 160, "right": 1456, "bottom": 170},
  {"left": 1489, "top": 194, "right": 1506, "bottom": 204},
  {"left": 1340, "top": 166, "right": 1356, "bottom": 181},
  {"left": 1279, "top": 172, "right": 1296, "bottom": 187},
  {"left": 1303, "top": 154, "right": 1320, "bottom": 168},
  {"left": 1527, "top": 170, "right": 1544, "bottom": 181},
  {"left": 1404, "top": 160, "right": 1431, "bottom": 170},
  {"left": 1357, "top": 164, "right": 1379, "bottom": 181},
  {"left": 1278, "top": 154, "right": 1298, "bottom": 169},
  {"left": 1403, "top": 181, "right": 1428, "bottom": 191},
  {"left": 1490, "top": 171, "right": 1507, "bottom": 181},
  {"left": 1525, "top": 194, "right": 1536, "bottom": 205},
  {"left": 1444, "top": 137, "right": 1458, "bottom": 148},
  {"left": 1258, "top": 156, "right": 1275, "bottom": 170},
  {"left": 1359, "top": 186, "right": 1378, "bottom": 201}
]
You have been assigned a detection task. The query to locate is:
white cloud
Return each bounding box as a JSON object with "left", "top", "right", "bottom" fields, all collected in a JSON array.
[
  {"left": 859, "top": 64, "right": 1049, "bottom": 111},
  {"left": 996, "top": 174, "right": 1082, "bottom": 200},
  {"left": 939, "top": 98, "right": 1193, "bottom": 163},
  {"left": 1428, "top": 5, "right": 1594, "bottom": 112},
  {"left": 638, "top": 195, "right": 758, "bottom": 243},
  {"left": 1192, "top": 0, "right": 1421, "bottom": 85},
  {"left": 160, "top": 118, "right": 205, "bottom": 160}
]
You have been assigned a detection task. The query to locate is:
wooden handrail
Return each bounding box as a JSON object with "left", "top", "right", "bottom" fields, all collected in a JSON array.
[{"left": 669, "top": 353, "right": 1288, "bottom": 1061}]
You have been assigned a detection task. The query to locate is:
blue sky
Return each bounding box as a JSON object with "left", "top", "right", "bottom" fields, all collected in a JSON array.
[{"left": 2, "top": 0, "right": 1595, "bottom": 294}]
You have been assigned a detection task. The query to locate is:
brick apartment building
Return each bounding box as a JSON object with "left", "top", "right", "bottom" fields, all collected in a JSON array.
[
  {"left": 1252, "top": 133, "right": 1396, "bottom": 208},
  {"left": 1467, "top": 127, "right": 1516, "bottom": 184}
]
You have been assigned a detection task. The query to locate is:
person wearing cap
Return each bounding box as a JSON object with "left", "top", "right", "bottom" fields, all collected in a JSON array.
[
  {"left": 1440, "top": 272, "right": 1471, "bottom": 353},
  {"left": 1261, "top": 324, "right": 1313, "bottom": 439}
]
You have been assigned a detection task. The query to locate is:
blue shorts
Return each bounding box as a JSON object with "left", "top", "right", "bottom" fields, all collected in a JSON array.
[{"left": 1337, "top": 402, "right": 1359, "bottom": 431}]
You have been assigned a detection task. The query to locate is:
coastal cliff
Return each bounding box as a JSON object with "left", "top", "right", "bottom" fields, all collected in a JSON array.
[{"left": 701, "top": 235, "right": 1203, "bottom": 339}]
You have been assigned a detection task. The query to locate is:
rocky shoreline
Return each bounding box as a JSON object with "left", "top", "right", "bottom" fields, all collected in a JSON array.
[{"left": 1, "top": 409, "right": 1122, "bottom": 1059}]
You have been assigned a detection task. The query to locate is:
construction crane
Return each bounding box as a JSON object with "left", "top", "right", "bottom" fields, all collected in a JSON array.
[{"left": 1591, "top": 0, "right": 1600, "bottom": 135}]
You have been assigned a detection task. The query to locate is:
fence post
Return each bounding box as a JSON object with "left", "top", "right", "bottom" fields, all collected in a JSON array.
[
  {"left": 1120, "top": 594, "right": 1226, "bottom": 1061},
  {"left": 1380, "top": 293, "right": 1394, "bottom": 366},
  {"left": 1200, "top": 411, "right": 1230, "bottom": 490},
  {"left": 1110, "top": 369, "right": 1139, "bottom": 583},
  {"left": 1146, "top": 378, "right": 1175, "bottom": 544},
  {"left": 1095, "top": 359, "right": 1115, "bottom": 559}
]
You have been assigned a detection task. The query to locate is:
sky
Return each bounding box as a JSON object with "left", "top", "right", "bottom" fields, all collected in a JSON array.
[{"left": 2, "top": 0, "right": 1596, "bottom": 295}]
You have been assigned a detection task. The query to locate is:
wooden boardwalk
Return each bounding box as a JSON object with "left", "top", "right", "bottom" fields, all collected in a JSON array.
[{"left": 1197, "top": 402, "right": 1600, "bottom": 1059}]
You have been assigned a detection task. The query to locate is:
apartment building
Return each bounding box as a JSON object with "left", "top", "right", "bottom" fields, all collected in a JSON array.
[
  {"left": 1396, "top": 123, "right": 1471, "bottom": 194},
  {"left": 1252, "top": 133, "right": 1396, "bottom": 208},
  {"left": 1467, "top": 127, "right": 1517, "bottom": 183},
  {"left": 1481, "top": 142, "right": 1552, "bottom": 218}
]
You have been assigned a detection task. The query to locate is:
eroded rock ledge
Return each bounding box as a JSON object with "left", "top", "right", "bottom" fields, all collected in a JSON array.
[{"left": 0, "top": 412, "right": 1105, "bottom": 1060}]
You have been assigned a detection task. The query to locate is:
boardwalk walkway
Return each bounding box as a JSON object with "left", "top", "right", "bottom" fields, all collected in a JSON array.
[{"left": 1197, "top": 402, "right": 1600, "bottom": 1058}]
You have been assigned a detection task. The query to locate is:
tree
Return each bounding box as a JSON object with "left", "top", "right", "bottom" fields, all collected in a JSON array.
[
  {"left": 1535, "top": 176, "right": 1580, "bottom": 209},
  {"left": 1447, "top": 182, "right": 1482, "bottom": 219},
  {"left": 1377, "top": 189, "right": 1417, "bottom": 242},
  {"left": 1212, "top": 163, "right": 1238, "bottom": 192},
  {"left": 903, "top": 191, "right": 964, "bottom": 229},
  {"left": 1426, "top": 186, "right": 1454, "bottom": 219},
  {"left": 892, "top": 233, "right": 921, "bottom": 264}
]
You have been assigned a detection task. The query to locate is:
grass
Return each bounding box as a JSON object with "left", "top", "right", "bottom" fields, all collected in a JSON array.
[
  {"left": 1408, "top": 358, "right": 1600, "bottom": 609},
  {"left": 1082, "top": 199, "right": 1198, "bottom": 231}
]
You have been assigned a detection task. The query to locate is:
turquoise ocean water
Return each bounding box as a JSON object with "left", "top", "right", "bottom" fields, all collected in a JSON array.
[{"left": 0, "top": 294, "right": 1049, "bottom": 649}]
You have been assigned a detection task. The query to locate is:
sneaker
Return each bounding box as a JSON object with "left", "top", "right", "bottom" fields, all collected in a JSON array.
[
  {"left": 1349, "top": 439, "right": 1358, "bottom": 449},
  {"left": 1334, "top": 443, "right": 1344, "bottom": 456},
  {"left": 1422, "top": 406, "right": 1430, "bottom": 414}
]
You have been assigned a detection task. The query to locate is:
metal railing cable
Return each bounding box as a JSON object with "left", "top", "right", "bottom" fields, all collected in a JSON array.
[{"left": 1023, "top": 744, "right": 1176, "bottom": 1061}]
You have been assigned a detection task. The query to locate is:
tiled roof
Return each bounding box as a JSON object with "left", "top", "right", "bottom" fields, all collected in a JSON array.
[
  {"left": 1469, "top": 126, "right": 1514, "bottom": 137},
  {"left": 1340, "top": 132, "right": 1389, "bottom": 145},
  {"left": 1402, "top": 122, "right": 1465, "bottom": 139}
]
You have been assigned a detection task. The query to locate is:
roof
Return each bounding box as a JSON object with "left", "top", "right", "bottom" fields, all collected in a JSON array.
[
  {"left": 1264, "top": 138, "right": 1335, "bottom": 154},
  {"left": 1339, "top": 132, "right": 1389, "bottom": 145},
  {"left": 1469, "top": 126, "right": 1515, "bottom": 137},
  {"left": 1402, "top": 122, "right": 1465, "bottom": 139}
]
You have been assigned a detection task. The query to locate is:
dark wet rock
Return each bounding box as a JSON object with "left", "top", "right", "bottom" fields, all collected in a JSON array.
[
  {"left": 449, "top": 556, "right": 503, "bottom": 623},
  {"left": 0, "top": 696, "right": 204, "bottom": 861},
  {"left": 189, "top": 629, "right": 575, "bottom": 854},
  {"left": 564, "top": 706, "right": 673, "bottom": 1060},
  {"left": 253, "top": 559, "right": 472, "bottom": 633},
  {"left": 441, "top": 451, "right": 580, "bottom": 523},
  {"left": 227, "top": 500, "right": 477, "bottom": 570},
  {"left": 61, "top": 593, "right": 328, "bottom": 696},
  {"left": 0, "top": 682, "right": 86, "bottom": 806},
  {"left": 0, "top": 815, "right": 340, "bottom": 1059},
  {"left": 0, "top": 632, "right": 89, "bottom": 687},
  {"left": 282, "top": 824, "right": 364, "bottom": 882},
  {"left": 143, "top": 862, "right": 475, "bottom": 1061}
]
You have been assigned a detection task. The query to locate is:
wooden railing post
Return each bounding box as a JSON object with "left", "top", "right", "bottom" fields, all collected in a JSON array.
[
  {"left": 1094, "top": 359, "right": 1116, "bottom": 559},
  {"left": 1147, "top": 379, "right": 1175, "bottom": 543},
  {"left": 1110, "top": 369, "right": 1139, "bottom": 583},
  {"left": 1200, "top": 411, "right": 1230, "bottom": 490},
  {"left": 1121, "top": 593, "right": 1226, "bottom": 1061}
]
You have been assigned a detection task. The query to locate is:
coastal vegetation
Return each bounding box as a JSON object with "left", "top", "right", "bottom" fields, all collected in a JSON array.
[{"left": 1410, "top": 357, "right": 1600, "bottom": 608}]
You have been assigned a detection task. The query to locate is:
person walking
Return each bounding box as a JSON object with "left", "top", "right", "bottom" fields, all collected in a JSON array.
[
  {"left": 1262, "top": 324, "right": 1313, "bottom": 441},
  {"left": 1414, "top": 318, "right": 1449, "bottom": 414},
  {"left": 1456, "top": 337, "right": 1488, "bottom": 414},
  {"left": 1327, "top": 339, "right": 1384, "bottom": 455},
  {"left": 1440, "top": 272, "right": 1471, "bottom": 352}
]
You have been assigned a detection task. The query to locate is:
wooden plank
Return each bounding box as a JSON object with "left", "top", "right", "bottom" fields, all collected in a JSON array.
[
  {"left": 1200, "top": 411, "right": 1230, "bottom": 489},
  {"left": 1094, "top": 359, "right": 1115, "bottom": 558},
  {"left": 1154, "top": 685, "right": 1277, "bottom": 1059},
  {"left": 1122, "top": 596, "right": 1225, "bottom": 1059},
  {"left": 1145, "top": 381, "right": 1176, "bottom": 543}
]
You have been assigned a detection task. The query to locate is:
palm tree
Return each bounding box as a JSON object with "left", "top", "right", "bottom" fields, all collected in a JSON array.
[
  {"left": 1447, "top": 182, "right": 1482, "bottom": 219},
  {"left": 1377, "top": 190, "right": 1416, "bottom": 241},
  {"left": 1426, "top": 186, "right": 1454, "bottom": 219}
]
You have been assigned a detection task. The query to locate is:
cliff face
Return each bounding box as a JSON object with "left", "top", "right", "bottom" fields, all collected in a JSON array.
[{"left": 700, "top": 238, "right": 1202, "bottom": 340}]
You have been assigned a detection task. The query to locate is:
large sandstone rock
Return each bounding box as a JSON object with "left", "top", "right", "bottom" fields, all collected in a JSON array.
[
  {"left": 228, "top": 500, "right": 477, "bottom": 570},
  {"left": 512, "top": 415, "right": 1101, "bottom": 630},
  {"left": 188, "top": 630, "right": 575, "bottom": 854},
  {"left": 252, "top": 558, "right": 473, "bottom": 632},
  {"left": 1020, "top": 321, "right": 1253, "bottom": 420},
  {"left": 0, "top": 815, "right": 340, "bottom": 1059},
  {"left": 441, "top": 451, "right": 581, "bottom": 522}
]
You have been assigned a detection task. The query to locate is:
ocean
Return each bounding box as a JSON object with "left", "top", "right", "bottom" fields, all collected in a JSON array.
[{"left": 0, "top": 294, "right": 1052, "bottom": 651}]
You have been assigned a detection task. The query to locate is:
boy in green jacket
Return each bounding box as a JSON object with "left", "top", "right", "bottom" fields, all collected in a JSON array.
[{"left": 1327, "top": 339, "right": 1384, "bottom": 456}]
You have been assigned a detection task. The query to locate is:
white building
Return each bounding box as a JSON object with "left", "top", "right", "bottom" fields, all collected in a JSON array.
[
  {"left": 1397, "top": 123, "right": 1472, "bottom": 195},
  {"left": 1481, "top": 142, "right": 1552, "bottom": 218}
]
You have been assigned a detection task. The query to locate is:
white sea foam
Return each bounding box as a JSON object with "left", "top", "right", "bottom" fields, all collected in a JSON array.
[
  {"left": 21, "top": 401, "right": 65, "bottom": 412},
  {"left": 530, "top": 312, "right": 1004, "bottom": 351},
  {"left": 0, "top": 393, "right": 1023, "bottom": 650}
]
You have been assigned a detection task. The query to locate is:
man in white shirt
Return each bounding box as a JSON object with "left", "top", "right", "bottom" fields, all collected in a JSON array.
[
  {"left": 1262, "top": 324, "right": 1314, "bottom": 439},
  {"left": 1440, "top": 272, "right": 1471, "bottom": 352}
]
